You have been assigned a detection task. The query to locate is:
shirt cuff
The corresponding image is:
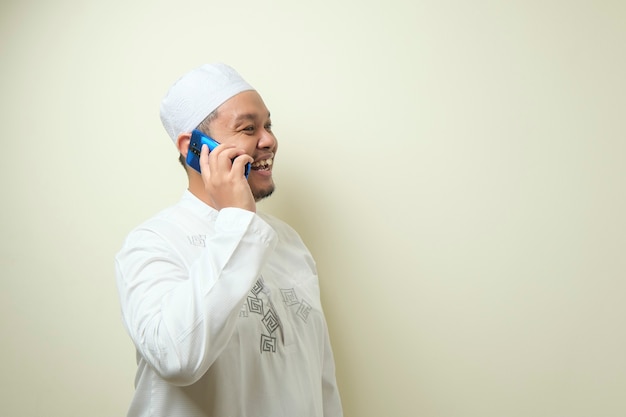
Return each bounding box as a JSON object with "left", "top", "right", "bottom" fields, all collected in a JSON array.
[
  {"left": 215, "top": 207, "right": 256, "bottom": 232},
  {"left": 215, "top": 208, "right": 276, "bottom": 244}
]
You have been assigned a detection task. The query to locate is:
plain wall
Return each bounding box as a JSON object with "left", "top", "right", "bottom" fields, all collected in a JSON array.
[{"left": 1, "top": 0, "right": 625, "bottom": 416}]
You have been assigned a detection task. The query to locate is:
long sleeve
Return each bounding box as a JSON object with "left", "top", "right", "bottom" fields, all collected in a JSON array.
[
  {"left": 321, "top": 319, "right": 343, "bottom": 416},
  {"left": 115, "top": 207, "right": 277, "bottom": 386}
]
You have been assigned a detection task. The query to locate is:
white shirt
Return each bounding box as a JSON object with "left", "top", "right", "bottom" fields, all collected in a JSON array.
[{"left": 115, "top": 191, "right": 343, "bottom": 417}]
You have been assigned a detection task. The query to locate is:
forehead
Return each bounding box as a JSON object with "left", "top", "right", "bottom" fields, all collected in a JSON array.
[{"left": 215, "top": 90, "right": 270, "bottom": 124}]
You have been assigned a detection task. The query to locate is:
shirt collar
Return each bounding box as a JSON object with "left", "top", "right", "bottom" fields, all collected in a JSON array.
[{"left": 179, "top": 189, "right": 218, "bottom": 219}]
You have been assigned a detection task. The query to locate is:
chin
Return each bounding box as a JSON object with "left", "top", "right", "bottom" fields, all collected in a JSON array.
[{"left": 252, "top": 184, "right": 275, "bottom": 201}]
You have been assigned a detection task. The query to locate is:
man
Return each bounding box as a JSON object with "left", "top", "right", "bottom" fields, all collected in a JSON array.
[{"left": 115, "top": 63, "right": 343, "bottom": 417}]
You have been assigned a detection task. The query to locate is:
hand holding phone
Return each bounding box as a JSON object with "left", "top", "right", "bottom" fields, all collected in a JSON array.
[
  {"left": 186, "top": 129, "right": 250, "bottom": 178},
  {"left": 187, "top": 129, "right": 255, "bottom": 211}
]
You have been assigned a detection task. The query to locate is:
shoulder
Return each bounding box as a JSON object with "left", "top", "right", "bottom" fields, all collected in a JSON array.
[
  {"left": 120, "top": 201, "right": 213, "bottom": 251},
  {"left": 257, "top": 212, "right": 302, "bottom": 243},
  {"left": 256, "top": 211, "right": 316, "bottom": 266}
]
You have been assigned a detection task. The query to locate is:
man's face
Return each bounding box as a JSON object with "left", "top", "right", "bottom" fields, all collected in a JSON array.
[{"left": 208, "top": 90, "right": 278, "bottom": 201}]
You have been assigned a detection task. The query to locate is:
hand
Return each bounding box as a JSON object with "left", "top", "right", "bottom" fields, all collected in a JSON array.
[{"left": 199, "top": 143, "right": 256, "bottom": 212}]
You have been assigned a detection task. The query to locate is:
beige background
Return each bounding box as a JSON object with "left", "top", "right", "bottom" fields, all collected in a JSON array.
[{"left": 1, "top": 0, "right": 625, "bottom": 416}]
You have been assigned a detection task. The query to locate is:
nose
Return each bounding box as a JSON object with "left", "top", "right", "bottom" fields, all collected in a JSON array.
[{"left": 257, "top": 128, "right": 277, "bottom": 150}]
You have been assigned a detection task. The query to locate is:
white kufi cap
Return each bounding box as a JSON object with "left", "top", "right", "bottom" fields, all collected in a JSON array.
[{"left": 160, "top": 63, "right": 254, "bottom": 142}]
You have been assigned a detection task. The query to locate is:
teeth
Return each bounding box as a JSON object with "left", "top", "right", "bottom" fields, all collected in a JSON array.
[{"left": 252, "top": 158, "right": 273, "bottom": 168}]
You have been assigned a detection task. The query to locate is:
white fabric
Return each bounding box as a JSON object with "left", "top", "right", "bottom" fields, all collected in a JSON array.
[
  {"left": 115, "top": 191, "right": 343, "bottom": 417},
  {"left": 160, "top": 63, "right": 254, "bottom": 142}
]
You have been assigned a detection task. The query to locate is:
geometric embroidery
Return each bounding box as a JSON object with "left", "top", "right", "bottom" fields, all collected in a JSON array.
[
  {"left": 251, "top": 279, "right": 264, "bottom": 295},
  {"left": 280, "top": 288, "right": 299, "bottom": 306},
  {"left": 247, "top": 296, "right": 264, "bottom": 315},
  {"left": 239, "top": 275, "right": 317, "bottom": 355},
  {"left": 187, "top": 234, "right": 206, "bottom": 247},
  {"left": 296, "top": 300, "right": 312, "bottom": 323},
  {"left": 260, "top": 334, "right": 276, "bottom": 353},
  {"left": 262, "top": 309, "right": 280, "bottom": 334}
]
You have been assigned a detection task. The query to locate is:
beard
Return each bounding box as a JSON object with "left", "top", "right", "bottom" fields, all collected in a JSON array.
[{"left": 252, "top": 183, "right": 275, "bottom": 202}]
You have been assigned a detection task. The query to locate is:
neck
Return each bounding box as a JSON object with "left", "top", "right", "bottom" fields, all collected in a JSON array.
[{"left": 187, "top": 172, "right": 216, "bottom": 209}]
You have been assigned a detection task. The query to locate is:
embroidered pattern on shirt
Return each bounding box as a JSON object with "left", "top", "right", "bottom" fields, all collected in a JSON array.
[
  {"left": 240, "top": 275, "right": 314, "bottom": 354},
  {"left": 296, "top": 300, "right": 312, "bottom": 323},
  {"left": 262, "top": 309, "right": 280, "bottom": 333},
  {"left": 187, "top": 234, "right": 206, "bottom": 247},
  {"left": 241, "top": 277, "right": 281, "bottom": 354},
  {"left": 260, "top": 334, "right": 277, "bottom": 353},
  {"left": 281, "top": 287, "right": 312, "bottom": 323},
  {"left": 247, "top": 296, "right": 264, "bottom": 315},
  {"left": 280, "top": 288, "right": 299, "bottom": 306}
]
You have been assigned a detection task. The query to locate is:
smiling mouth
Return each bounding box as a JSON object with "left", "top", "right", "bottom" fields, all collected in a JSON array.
[{"left": 251, "top": 158, "right": 273, "bottom": 171}]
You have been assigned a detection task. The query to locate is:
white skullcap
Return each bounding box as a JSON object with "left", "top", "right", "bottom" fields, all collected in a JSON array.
[{"left": 160, "top": 63, "right": 254, "bottom": 142}]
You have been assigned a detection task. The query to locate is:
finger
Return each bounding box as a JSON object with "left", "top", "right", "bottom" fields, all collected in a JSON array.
[
  {"left": 220, "top": 148, "right": 253, "bottom": 174},
  {"left": 231, "top": 153, "right": 254, "bottom": 177},
  {"left": 210, "top": 145, "right": 245, "bottom": 167},
  {"left": 211, "top": 144, "right": 240, "bottom": 174},
  {"left": 202, "top": 143, "right": 232, "bottom": 174},
  {"left": 199, "top": 144, "right": 211, "bottom": 173}
]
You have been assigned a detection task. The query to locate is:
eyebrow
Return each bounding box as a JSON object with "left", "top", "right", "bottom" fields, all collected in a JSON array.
[{"left": 233, "top": 112, "right": 271, "bottom": 125}]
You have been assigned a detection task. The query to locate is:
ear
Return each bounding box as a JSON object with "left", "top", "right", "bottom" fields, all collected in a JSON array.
[{"left": 176, "top": 132, "right": 192, "bottom": 158}]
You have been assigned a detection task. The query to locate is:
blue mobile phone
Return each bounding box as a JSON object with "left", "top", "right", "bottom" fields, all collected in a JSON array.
[{"left": 186, "top": 129, "right": 250, "bottom": 178}]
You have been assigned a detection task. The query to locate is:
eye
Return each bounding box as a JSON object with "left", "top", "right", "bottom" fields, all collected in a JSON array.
[
  {"left": 242, "top": 125, "right": 255, "bottom": 132},
  {"left": 265, "top": 122, "right": 273, "bottom": 131}
]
